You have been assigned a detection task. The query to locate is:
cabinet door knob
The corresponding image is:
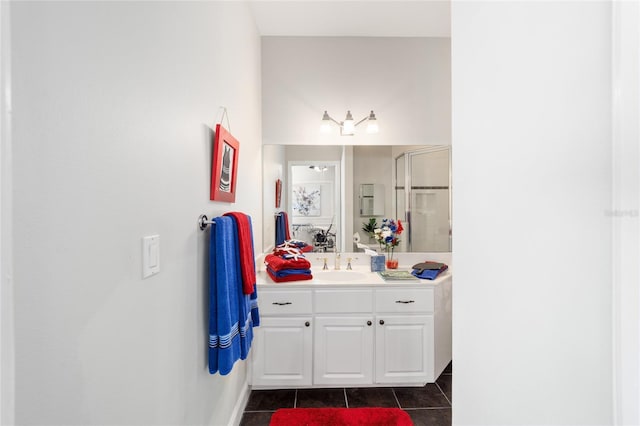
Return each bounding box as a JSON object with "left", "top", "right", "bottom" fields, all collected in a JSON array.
[
  {"left": 305, "top": 321, "right": 310, "bottom": 327},
  {"left": 395, "top": 300, "right": 415, "bottom": 304},
  {"left": 379, "top": 319, "right": 385, "bottom": 325},
  {"left": 272, "top": 302, "right": 292, "bottom": 306},
  {"left": 367, "top": 321, "right": 372, "bottom": 326}
]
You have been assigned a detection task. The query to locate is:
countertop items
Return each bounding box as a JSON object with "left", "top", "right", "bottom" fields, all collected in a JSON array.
[{"left": 258, "top": 265, "right": 451, "bottom": 287}]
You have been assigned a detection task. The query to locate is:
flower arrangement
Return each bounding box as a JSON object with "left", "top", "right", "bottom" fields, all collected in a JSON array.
[{"left": 373, "top": 218, "right": 404, "bottom": 264}]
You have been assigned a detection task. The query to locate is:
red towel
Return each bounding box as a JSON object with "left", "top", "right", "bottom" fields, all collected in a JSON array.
[
  {"left": 266, "top": 268, "right": 313, "bottom": 283},
  {"left": 265, "top": 253, "right": 311, "bottom": 272},
  {"left": 223, "top": 212, "right": 256, "bottom": 295},
  {"left": 281, "top": 211, "right": 291, "bottom": 240}
]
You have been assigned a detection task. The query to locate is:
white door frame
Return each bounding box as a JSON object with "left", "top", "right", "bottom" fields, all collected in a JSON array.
[
  {"left": 0, "top": 0, "right": 15, "bottom": 424},
  {"left": 612, "top": 2, "right": 640, "bottom": 424}
]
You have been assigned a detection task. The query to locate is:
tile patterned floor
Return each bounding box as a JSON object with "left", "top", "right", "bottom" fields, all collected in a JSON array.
[{"left": 240, "top": 362, "right": 452, "bottom": 426}]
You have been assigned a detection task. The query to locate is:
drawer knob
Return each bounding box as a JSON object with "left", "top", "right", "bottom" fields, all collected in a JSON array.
[
  {"left": 395, "top": 300, "right": 415, "bottom": 304},
  {"left": 305, "top": 321, "right": 310, "bottom": 327},
  {"left": 379, "top": 319, "right": 385, "bottom": 325},
  {"left": 367, "top": 321, "right": 372, "bottom": 326},
  {"left": 272, "top": 302, "right": 292, "bottom": 306}
]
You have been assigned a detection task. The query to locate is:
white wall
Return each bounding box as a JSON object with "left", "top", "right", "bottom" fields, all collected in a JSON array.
[
  {"left": 612, "top": 1, "right": 640, "bottom": 424},
  {"left": 262, "top": 37, "right": 451, "bottom": 146},
  {"left": 11, "top": 2, "right": 261, "bottom": 425},
  {"left": 452, "top": 2, "right": 613, "bottom": 425}
]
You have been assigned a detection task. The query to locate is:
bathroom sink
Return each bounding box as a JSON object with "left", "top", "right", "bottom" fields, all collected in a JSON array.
[{"left": 314, "top": 270, "right": 368, "bottom": 282}]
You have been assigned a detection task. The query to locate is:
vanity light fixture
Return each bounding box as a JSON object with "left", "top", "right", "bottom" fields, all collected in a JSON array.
[
  {"left": 309, "top": 165, "right": 328, "bottom": 172},
  {"left": 320, "top": 110, "right": 379, "bottom": 136}
]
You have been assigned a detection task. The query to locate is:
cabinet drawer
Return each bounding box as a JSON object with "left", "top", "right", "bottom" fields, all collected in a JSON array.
[
  {"left": 375, "top": 288, "right": 434, "bottom": 313},
  {"left": 315, "top": 289, "right": 373, "bottom": 313},
  {"left": 260, "top": 290, "right": 312, "bottom": 315}
]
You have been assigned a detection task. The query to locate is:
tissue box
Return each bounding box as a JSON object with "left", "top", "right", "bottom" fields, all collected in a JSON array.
[{"left": 370, "top": 255, "right": 386, "bottom": 272}]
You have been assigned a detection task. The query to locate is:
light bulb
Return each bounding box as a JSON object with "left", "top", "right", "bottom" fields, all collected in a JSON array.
[
  {"left": 320, "top": 111, "right": 332, "bottom": 133},
  {"left": 342, "top": 110, "right": 355, "bottom": 135},
  {"left": 366, "top": 110, "right": 379, "bottom": 134}
]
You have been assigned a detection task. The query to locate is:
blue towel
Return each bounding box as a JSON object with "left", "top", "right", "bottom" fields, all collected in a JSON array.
[
  {"left": 209, "top": 215, "right": 260, "bottom": 375},
  {"left": 411, "top": 266, "right": 448, "bottom": 280},
  {"left": 275, "top": 213, "right": 286, "bottom": 246},
  {"left": 226, "top": 215, "right": 259, "bottom": 359},
  {"left": 267, "top": 267, "right": 312, "bottom": 278},
  {"left": 209, "top": 216, "right": 241, "bottom": 375}
]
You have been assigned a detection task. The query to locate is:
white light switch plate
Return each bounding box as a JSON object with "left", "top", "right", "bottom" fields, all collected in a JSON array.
[{"left": 142, "top": 235, "right": 160, "bottom": 278}]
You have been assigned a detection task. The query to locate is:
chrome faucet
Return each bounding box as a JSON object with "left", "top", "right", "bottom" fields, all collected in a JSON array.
[
  {"left": 317, "top": 257, "right": 329, "bottom": 270},
  {"left": 334, "top": 251, "right": 341, "bottom": 270}
]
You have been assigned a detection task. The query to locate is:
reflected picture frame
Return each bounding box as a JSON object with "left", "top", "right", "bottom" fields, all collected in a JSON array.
[{"left": 210, "top": 124, "right": 239, "bottom": 202}]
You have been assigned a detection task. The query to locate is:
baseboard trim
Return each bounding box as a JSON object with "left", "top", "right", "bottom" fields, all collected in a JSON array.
[{"left": 228, "top": 378, "right": 250, "bottom": 426}]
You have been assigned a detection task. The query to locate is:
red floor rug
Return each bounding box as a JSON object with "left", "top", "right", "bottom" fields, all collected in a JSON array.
[{"left": 269, "top": 407, "right": 413, "bottom": 426}]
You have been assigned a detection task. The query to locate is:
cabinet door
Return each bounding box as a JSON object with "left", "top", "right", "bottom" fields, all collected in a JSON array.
[
  {"left": 314, "top": 316, "right": 374, "bottom": 385},
  {"left": 375, "top": 315, "right": 434, "bottom": 384},
  {"left": 252, "top": 317, "right": 312, "bottom": 387}
]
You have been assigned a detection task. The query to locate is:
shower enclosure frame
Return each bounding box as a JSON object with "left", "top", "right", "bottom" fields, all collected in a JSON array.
[{"left": 394, "top": 146, "right": 452, "bottom": 253}]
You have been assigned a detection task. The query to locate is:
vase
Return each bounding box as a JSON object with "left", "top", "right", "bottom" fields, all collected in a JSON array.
[{"left": 385, "top": 258, "right": 398, "bottom": 269}]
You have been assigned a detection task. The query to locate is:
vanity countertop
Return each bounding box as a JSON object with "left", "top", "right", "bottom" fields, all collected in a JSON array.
[{"left": 256, "top": 265, "right": 451, "bottom": 289}]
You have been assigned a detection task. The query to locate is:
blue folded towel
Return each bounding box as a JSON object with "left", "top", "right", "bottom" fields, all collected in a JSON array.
[
  {"left": 411, "top": 266, "right": 448, "bottom": 280},
  {"left": 267, "top": 266, "right": 312, "bottom": 278}
]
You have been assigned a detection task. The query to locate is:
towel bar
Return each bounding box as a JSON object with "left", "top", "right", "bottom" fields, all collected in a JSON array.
[
  {"left": 198, "top": 214, "right": 216, "bottom": 230},
  {"left": 201, "top": 213, "right": 281, "bottom": 229}
]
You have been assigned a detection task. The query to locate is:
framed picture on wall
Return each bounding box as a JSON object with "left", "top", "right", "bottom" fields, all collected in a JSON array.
[
  {"left": 292, "top": 184, "right": 321, "bottom": 216},
  {"left": 210, "top": 124, "right": 239, "bottom": 202}
]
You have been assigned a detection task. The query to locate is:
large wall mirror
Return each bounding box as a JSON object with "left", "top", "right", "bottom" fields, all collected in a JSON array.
[{"left": 262, "top": 144, "right": 451, "bottom": 254}]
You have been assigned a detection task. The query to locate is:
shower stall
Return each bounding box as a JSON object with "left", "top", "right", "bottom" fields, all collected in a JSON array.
[{"left": 395, "top": 146, "right": 451, "bottom": 252}]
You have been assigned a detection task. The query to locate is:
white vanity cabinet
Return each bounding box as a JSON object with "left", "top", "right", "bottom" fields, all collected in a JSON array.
[
  {"left": 252, "top": 273, "right": 452, "bottom": 389},
  {"left": 374, "top": 288, "right": 435, "bottom": 384},
  {"left": 313, "top": 289, "right": 375, "bottom": 385},
  {"left": 251, "top": 290, "right": 313, "bottom": 387}
]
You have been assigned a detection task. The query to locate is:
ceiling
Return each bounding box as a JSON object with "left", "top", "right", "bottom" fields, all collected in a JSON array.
[{"left": 247, "top": 1, "right": 451, "bottom": 37}]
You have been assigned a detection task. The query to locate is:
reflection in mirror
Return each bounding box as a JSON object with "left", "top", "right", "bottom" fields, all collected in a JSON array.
[
  {"left": 359, "top": 184, "right": 385, "bottom": 216},
  {"left": 289, "top": 162, "right": 340, "bottom": 252},
  {"left": 262, "top": 144, "right": 451, "bottom": 254}
]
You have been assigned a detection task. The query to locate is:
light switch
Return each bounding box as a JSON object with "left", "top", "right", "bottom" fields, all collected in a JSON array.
[{"left": 142, "top": 235, "right": 160, "bottom": 278}]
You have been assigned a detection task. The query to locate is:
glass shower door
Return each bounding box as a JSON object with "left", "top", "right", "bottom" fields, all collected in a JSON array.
[{"left": 396, "top": 147, "right": 451, "bottom": 252}]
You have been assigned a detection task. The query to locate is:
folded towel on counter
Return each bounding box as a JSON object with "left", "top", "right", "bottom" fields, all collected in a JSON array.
[
  {"left": 265, "top": 253, "right": 311, "bottom": 272},
  {"left": 267, "top": 267, "right": 312, "bottom": 278},
  {"left": 224, "top": 212, "right": 256, "bottom": 295},
  {"left": 273, "top": 246, "right": 304, "bottom": 258},
  {"left": 412, "top": 262, "right": 446, "bottom": 273},
  {"left": 411, "top": 263, "right": 448, "bottom": 280},
  {"left": 284, "top": 239, "right": 313, "bottom": 253},
  {"left": 267, "top": 268, "right": 314, "bottom": 283}
]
